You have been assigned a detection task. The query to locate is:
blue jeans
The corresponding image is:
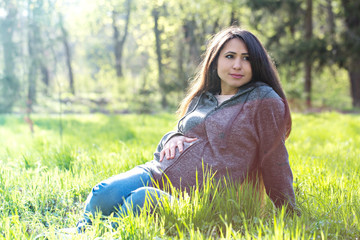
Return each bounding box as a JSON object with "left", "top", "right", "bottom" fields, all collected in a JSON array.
[{"left": 77, "top": 166, "right": 170, "bottom": 231}]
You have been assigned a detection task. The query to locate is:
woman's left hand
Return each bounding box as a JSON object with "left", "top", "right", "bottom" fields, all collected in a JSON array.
[{"left": 159, "top": 136, "right": 198, "bottom": 162}]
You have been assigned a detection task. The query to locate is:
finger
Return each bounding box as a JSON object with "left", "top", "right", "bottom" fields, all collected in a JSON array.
[
  {"left": 165, "top": 148, "right": 170, "bottom": 160},
  {"left": 169, "top": 145, "right": 176, "bottom": 159},
  {"left": 159, "top": 150, "right": 165, "bottom": 162},
  {"left": 177, "top": 140, "right": 184, "bottom": 152},
  {"left": 184, "top": 137, "right": 198, "bottom": 143}
]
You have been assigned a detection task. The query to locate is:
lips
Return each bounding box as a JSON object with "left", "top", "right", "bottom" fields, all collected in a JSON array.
[{"left": 230, "top": 74, "right": 243, "bottom": 79}]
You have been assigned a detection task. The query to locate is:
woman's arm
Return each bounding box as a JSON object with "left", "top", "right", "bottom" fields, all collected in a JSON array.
[
  {"left": 155, "top": 95, "right": 201, "bottom": 161},
  {"left": 159, "top": 136, "right": 198, "bottom": 161},
  {"left": 255, "top": 93, "right": 296, "bottom": 209}
]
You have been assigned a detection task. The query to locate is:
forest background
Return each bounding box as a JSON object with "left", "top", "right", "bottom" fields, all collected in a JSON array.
[
  {"left": 1, "top": 0, "right": 360, "bottom": 238},
  {"left": 1, "top": 0, "right": 360, "bottom": 115}
]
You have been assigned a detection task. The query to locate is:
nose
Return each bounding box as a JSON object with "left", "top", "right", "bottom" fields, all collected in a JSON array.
[{"left": 232, "top": 58, "right": 242, "bottom": 70}]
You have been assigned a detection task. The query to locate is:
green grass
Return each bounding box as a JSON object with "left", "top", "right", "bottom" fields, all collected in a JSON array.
[{"left": 0, "top": 112, "right": 359, "bottom": 239}]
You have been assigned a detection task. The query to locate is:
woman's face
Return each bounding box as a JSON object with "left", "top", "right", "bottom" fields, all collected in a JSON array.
[{"left": 216, "top": 38, "right": 252, "bottom": 95}]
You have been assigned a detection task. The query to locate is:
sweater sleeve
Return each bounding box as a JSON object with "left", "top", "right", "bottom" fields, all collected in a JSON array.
[
  {"left": 255, "top": 92, "right": 296, "bottom": 209},
  {"left": 154, "top": 131, "right": 184, "bottom": 154},
  {"left": 153, "top": 96, "right": 201, "bottom": 160}
]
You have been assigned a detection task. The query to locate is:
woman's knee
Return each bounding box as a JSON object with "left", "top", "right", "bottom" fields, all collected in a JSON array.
[
  {"left": 118, "top": 187, "right": 158, "bottom": 215},
  {"left": 90, "top": 181, "right": 109, "bottom": 197},
  {"left": 84, "top": 168, "right": 153, "bottom": 216},
  {"left": 127, "top": 187, "right": 171, "bottom": 208},
  {"left": 85, "top": 181, "right": 118, "bottom": 216}
]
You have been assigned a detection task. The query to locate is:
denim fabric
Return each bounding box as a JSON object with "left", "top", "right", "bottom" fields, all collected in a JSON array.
[{"left": 78, "top": 166, "right": 170, "bottom": 231}]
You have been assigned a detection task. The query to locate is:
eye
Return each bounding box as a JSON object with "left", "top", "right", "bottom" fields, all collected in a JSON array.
[
  {"left": 225, "top": 54, "right": 234, "bottom": 59},
  {"left": 242, "top": 55, "right": 250, "bottom": 61}
]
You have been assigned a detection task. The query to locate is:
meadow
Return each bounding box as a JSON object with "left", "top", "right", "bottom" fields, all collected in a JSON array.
[{"left": 0, "top": 112, "right": 359, "bottom": 239}]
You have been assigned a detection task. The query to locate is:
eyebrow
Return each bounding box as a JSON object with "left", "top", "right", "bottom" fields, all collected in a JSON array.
[{"left": 223, "top": 51, "right": 249, "bottom": 55}]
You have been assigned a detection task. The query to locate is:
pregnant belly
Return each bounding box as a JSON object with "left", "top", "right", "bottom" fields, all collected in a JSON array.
[{"left": 159, "top": 139, "right": 210, "bottom": 190}]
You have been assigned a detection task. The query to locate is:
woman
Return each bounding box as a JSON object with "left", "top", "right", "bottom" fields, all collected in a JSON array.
[{"left": 76, "top": 26, "right": 296, "bottom": 232}]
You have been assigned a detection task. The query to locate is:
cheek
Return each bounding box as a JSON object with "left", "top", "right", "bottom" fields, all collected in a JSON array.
[
  {"left": 216, "top": 60, "right": 223, "bottom": 70},
  {"left": 219, "top": 61, "right": 231, "bottom": 72}
]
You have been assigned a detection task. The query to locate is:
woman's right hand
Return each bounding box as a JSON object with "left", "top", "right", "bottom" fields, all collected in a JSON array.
[{"left": 159, "top": 135, "right": 198, "bottom": 162}]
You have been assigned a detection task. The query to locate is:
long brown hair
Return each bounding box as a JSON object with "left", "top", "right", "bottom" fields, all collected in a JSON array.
[{"left": 177, "top": 26, "right": 291, "bottom": 138}]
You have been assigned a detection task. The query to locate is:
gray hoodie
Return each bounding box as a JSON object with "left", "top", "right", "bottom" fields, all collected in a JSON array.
[{"left": 142, "top": 81, "right": 295, "bottom": 208}]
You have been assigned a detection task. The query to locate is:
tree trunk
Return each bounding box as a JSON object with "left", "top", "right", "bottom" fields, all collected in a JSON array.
[
  {"left": 27, "top": 1, "right": 40, "bottom": 111},
  {"left": 0, "top": 6, "right": 18, "bottom": 112},
  {"left": 152, "top": 8, "right": 167, "bottom": 108},
  {"left": 41, "top": 64, "right": 50, "bottom": 94},
  {"left": 230, "top": 7, "right": 239, "bottom": 26},
  {"left": 304, "top": 0, "right": 313, "bottom": 108},
  {"left": 177, "top": 27, "right": 186, "bottom": 90},
  {"left": 184, "top": 19, "right": 200, "bottom": 67},
  {"left": 212, "top": 18, "right": 220, "bottom": 34},
  {"left": 349, "top": 61, "right": 360, "bottom": 108},
  {"left": 325, "top": 0, "right": 335, "bottom": 36},
  {"left": 26, "top": 23, "right": 36, "bottom": 131},
  {"left": 27, "top": 38, "right": 36, "bottom": 109},
  {"left": 2, "top": 9, "right": 16, "bottom": 81},
  {"left": 341, "top": 0, "right": 360, "bottom": 108},
  {"left": 112, "top": 0, "right": 131, "bottom": 78},
  {"left": 304, "top": 62, "right": 312, "bottom": 108},
  {"left": 59, "top": 13, "right": 75, "bottom": 95}
]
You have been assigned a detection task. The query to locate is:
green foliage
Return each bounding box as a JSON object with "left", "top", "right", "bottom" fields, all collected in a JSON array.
[
  {"left": 1, "top": 0, "right": 357, "bottom": 113},
  {"left": 0, "top": 112, "right": 359, "bottom": 239}
]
